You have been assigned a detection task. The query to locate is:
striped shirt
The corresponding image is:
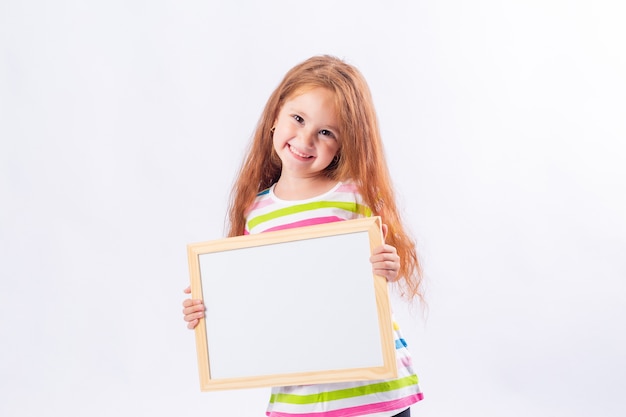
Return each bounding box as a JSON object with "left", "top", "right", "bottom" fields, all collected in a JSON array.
[{"left": 245, "top": 181, "right": 424, "bottom": 417}]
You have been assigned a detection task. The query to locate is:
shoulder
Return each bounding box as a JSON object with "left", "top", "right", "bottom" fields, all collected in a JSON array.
[
  {"left": 328, "top": 181, "right": 371, "bottom": 218},
  {"left": 334, "top": 181, "right": 360, "bottom": 195},
  {"left": 246, "top": 187, "right": 273, "bottom": 212}
]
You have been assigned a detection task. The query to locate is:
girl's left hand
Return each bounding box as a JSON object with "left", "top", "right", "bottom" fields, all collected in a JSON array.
[
  {"left": 370, "top": 243, "right": 400, "bottom": 281},
  {"left": 370, "top": 224, "right": 400, "bottom": 282}
]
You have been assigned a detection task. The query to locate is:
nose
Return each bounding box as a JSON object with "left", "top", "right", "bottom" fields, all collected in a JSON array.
[{"left": 297, "top": 127, "right": 316, "bottom": 148}]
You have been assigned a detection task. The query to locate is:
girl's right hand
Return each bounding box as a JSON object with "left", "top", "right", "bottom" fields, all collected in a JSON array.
[{"left": 182, "top": 286, "right": 205, "bottom": 329}]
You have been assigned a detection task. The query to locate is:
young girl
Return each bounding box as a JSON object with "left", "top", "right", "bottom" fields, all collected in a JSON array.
[{"left": 183, "top": 55, "right": 424, "bottom": 417}]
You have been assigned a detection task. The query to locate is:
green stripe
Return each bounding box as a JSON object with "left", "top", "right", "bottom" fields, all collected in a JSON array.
[
  {"left": 269, "top": 375, "right": 419, "bottom": 405},
  {"left": 248, "top": 201, "right": 371, "bottom": 230}
]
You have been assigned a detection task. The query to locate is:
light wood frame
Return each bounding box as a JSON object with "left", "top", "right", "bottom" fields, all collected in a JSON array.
[{"left": 187, "top": 216, "right": 397, "bottom": 391}]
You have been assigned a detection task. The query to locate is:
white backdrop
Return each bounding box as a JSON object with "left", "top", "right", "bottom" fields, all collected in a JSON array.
[{"left": 1, "top": 1, "right": 625, "bottom": 416}]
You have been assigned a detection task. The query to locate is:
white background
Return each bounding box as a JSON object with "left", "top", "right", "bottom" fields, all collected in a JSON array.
[{"left": 1, "top": 1, "right": 625, "bottom": 416}]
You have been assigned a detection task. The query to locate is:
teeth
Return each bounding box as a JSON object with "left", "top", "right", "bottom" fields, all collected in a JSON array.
[{"left": 290, "top": 145, "right": 312, "bottom": 158}]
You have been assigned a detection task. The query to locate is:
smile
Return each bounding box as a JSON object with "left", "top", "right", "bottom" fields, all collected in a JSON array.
[{"left": 288, "top": 144, "right": 314, "bottom": 159}]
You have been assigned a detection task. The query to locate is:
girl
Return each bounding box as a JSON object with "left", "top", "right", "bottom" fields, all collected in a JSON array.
[{"left": 183, "top": 55, "right": 424, "bottom": 417}]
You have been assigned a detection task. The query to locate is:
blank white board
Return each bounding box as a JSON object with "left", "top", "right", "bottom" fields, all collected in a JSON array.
[{"left": 187, "top": 216, "right": 397, "bottom": 391}]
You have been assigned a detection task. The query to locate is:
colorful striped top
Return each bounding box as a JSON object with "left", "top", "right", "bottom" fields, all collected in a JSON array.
[{"left": 245, "top": 181, "right": 424, "bottom": 417}]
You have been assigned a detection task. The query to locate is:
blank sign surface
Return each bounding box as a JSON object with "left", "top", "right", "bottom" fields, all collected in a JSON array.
[{"left": 200, "top": 231, "right": 381, "bottom": 379}]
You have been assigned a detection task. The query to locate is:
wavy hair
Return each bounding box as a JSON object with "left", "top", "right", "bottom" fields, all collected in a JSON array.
[{"left": 227, "top": 55, "right": 423, "bottom": 300}]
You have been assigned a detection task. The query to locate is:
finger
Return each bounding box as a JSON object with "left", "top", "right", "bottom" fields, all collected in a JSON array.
[
  {"left": 182, "top": 307, "right": 205, "bottom": 317},
  {"left": 182, "top": 298, "right": 203, "bottom": 308},
  {"left": 187, "top": 319, "right": 198, "bottom": 329},
  {"left": 372, "top": 257, "right": 400, "bottom": 280},
  {"left": 370, "top": 254, "right": 399, "bottom": 265},
  {"left": 373, "top": 261, "right": 399, "bottom": 272},
  {"left": 184, "top": 310, "right": 205, "bottom": 323},
  {"left": 372, "top": 263, "right": 398, "bottom": 272},
  {"left": 182, "top": 302, "right": 205, "bottom": 315},
  {"left": 183, "top": 286, "right": 191, "bottom": 294},
  {"left": 370, "top": 248, "right": 399, "bottom": 264}
]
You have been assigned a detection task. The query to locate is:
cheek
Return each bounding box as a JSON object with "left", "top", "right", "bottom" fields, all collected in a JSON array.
[
  {"left": 272, "top": 128, "right": 290, "bottom": 153},
  {"left": 273, "top": 123, "right": 296, "bottom": 145},
  {"left": 272, "top": 135, "right": 281, "bottom": 153},
  {"left": 326, "top": 142, "right": 340, "bottom": 157}
]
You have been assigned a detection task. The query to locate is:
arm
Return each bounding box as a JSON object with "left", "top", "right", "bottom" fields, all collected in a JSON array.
[{"left": 182, "top": 286, "right": 205, "bottom": 329}]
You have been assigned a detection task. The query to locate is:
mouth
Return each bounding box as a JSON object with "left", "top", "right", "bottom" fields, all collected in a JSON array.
[{"left": 288, "top": 144, "right": 314, "bottom": 159}]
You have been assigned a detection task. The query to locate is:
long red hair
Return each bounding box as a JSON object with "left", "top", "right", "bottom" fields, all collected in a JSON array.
[{"left": 227, "top": 55, "right": 423, "bottom": 300}]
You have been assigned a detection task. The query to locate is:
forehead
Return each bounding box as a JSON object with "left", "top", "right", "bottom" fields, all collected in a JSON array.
[{"left": 282, "top": 87, "right": 338, "bottom": 112}]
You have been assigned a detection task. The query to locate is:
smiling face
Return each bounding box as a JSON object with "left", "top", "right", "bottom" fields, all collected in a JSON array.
[{"left": 272, "top": 87, "right": 341, "bottom": 182}]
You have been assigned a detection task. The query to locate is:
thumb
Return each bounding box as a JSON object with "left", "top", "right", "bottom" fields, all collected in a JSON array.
[{"left": 381, "top": 223, "right": 388, "bottom": 242}]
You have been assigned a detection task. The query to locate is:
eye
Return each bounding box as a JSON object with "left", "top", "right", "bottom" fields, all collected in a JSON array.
[
  {"left": 292, "top": 114, "right": 304, "bottom": 123},
  {"left": 319, "top": 129, "right": 336, "bottom": 138}
]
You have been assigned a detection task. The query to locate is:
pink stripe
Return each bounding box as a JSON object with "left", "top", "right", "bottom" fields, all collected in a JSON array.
[
  {"left": 399, "top": 356, "right": 413, "bottom": 368},
  {"left": 336, "top": 183, "right": 359, "bottom": 193},
  {"left": 267, "top": 393, "right": 424, "bottom": 417},
  {"left": 247, "top": 197, "right": 274, "bottom": 212},
  {"left": 263, "top": 216, "right": 344, "bottom": 232}
]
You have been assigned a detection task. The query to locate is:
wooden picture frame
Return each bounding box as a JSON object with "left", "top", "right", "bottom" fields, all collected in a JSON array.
[{"left": 187, "top": 216, "right": 397, "bottom": 391}]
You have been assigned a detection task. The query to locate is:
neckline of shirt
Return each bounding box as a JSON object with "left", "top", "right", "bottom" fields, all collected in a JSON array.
[{"left": 269, "top": 181, "right": 344, "bottom": 204}]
